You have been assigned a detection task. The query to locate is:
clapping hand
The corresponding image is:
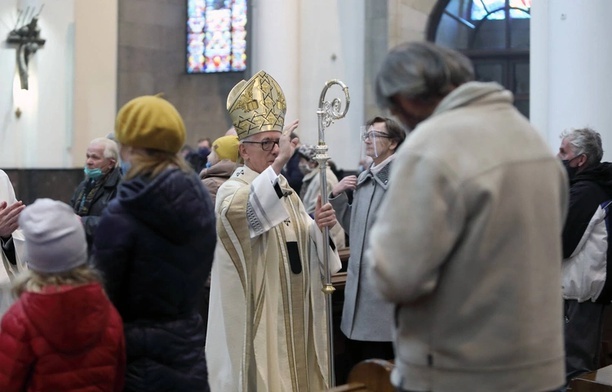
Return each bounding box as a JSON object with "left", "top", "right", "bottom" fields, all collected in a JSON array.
[{"left": 0, "top": 201, "right": 25, "bottom": 238}]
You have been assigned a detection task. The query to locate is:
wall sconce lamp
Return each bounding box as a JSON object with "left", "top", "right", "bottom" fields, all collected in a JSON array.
[{"left": 6, "top": 5, "right": 46, "bottom": 91}]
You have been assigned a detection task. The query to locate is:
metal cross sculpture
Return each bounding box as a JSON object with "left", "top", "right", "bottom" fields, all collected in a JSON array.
[{"left": 7, "top": 6, "right": 46, "bottom": 90}]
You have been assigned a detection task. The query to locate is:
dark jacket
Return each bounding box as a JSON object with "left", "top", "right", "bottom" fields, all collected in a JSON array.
[
  {"left": 282, "top": 150, "right": 304, "bottom": 195},
  {"left": 94, "top": 168, "right": 216, "bottom": 392},
  {"left": 0, "top": 283, "right": 125, "bottom": 392},
  {"left": 70, "top": 167, "right": 121, "bottom": 249},
  {"left": 563, "top": 162, "right": 612, "bottom": 258}
]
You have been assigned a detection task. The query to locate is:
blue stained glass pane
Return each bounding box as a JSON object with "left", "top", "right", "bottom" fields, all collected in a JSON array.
[{"left": 471, "top": 0, "right": 531, "bottom": 20}]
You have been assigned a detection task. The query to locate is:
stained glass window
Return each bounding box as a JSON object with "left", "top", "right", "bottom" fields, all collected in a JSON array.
[
  {"left": 471, "top": 0, "right": 531, "bottom": 20},
  {"left": 187, "top": 0, "right": 247, "bottom": 74}
]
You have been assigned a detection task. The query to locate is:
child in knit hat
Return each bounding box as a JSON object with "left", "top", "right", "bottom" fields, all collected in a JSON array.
[{"left": 0, "top": 198, "right": 125, "bottom": 392}]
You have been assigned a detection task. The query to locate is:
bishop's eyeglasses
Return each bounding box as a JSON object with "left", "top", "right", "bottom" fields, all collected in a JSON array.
[{"left": 242, "top": 139, "right": 281, "bottom": 151}]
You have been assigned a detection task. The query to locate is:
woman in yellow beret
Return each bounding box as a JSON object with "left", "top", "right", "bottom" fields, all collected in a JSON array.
[{"left": 93, "top": 95, "right": 216, "bottom": 392}]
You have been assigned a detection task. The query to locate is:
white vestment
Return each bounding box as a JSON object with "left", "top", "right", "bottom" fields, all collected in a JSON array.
[
  {"left": 206, "top": 166, "right": 341, "bottom": 392},
  {"left": 0, "top": 170, "right": 25, "bottom": 316}
]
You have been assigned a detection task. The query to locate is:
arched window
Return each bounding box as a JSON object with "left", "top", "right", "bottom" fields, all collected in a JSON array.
[
  {"left": 427, "top": 0, "right": 531, "bottom": 117},
  {"left": 187, "top": 0, "right": 248, "bottom": 74}
]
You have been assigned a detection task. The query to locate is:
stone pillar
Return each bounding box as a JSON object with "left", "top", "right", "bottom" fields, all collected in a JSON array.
[
  {"left": 251, "top": 0, "right": 300, "bottom": 122},
  {"left": 531, "top": 0, "right": 612, "bottom": 158}
]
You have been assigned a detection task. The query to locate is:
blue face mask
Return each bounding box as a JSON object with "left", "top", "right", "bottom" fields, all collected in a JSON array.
[
  {"left": 84, "top": 167, "right": 103, "bottom": 180},
  {"left": 120, "top": 160, "right": 131, "bottom": 176}
]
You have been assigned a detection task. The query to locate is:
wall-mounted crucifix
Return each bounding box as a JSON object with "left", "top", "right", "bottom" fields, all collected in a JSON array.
[{"left": 6, "top": 6, "right": 46, "bottom": 90}]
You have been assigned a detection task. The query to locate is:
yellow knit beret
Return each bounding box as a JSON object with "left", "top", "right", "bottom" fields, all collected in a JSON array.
[
  {"left": 115, "top": 95, "right": 186, "bottom": 154},
  {"left": 212, "top": 135, "right": 240, "bottom": 162}
]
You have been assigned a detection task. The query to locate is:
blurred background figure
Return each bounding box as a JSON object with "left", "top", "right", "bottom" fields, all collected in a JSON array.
[
  {"left": 200, "top": 134, "right": 240, "bottom": 205},
  {"left": 69, "top": 137, "right": 121, "bottom": 251},
  {"left": 0, "top": 198, "right": 125, "bottom": 392},
  {"left": 186, "top": 137, "right": 212, "bottom": 173},
  {"left": 297, "top": 144, "right": 346, "bottom": 250},
  {"left": 94, "top": 95, "right": 216, "bottom": 392},
  {"left": 281, "top": 131, "right": 304, "bottom": 194},
  {"left": 329, "top": 116, "right": 406, "bottom": 382}
]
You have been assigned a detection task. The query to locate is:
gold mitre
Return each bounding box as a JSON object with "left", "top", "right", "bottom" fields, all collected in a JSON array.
[{"left": 227, "top": 70, "right": 287, "bottom": 140}]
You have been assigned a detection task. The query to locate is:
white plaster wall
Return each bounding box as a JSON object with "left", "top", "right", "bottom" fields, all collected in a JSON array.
[
  {"left": 252, "top": 0, "right": 365, "bottom": 170},
  {"left": 73, "top": 0, "right": 117, "bottom": 166},
  {"left": 0, "top": 0, "right": 117, "bottom": 169},
  {"left": 250, "top": 0, "right": 299, "bottom": 124},
  {"left": 531, "top": 0, "right": 612, "bottom": 158},
  {"left": 298, "top": 0, "right": 365, "bottom": 170}
]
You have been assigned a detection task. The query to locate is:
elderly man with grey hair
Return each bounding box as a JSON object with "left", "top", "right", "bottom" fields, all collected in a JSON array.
[
  {"left": 367, "top": 41, "right": 568, "bottom": 391},
  {"left": 557, "top": 127, "right": 612, "bottom": 386},
  {"left": 69, "top": 137, "right": 121, "bottom": 251}
]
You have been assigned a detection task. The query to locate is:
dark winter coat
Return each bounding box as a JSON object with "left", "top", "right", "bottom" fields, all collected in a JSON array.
[
  {"left": 70, "top": 167, "right": 122, "bottom": 249},
  {"left": 94, "top": 167, "right": 216, "bottom": 392},
  {"left": 562, "top": 162, "right": 612, "bottom": 258}
]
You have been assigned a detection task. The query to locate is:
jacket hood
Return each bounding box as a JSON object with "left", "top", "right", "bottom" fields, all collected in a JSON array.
[
  {"left": 572, "top": 162, "right": 612, "bottom": 196},
  {"left": 200, "top": 160, "right": 238, "bottom": 180},
  {"left": 114, "top": 168, "right": 213, "bottom": 243},
  {"left": 21, "top": 283, "right": 111, "bottom": 353},
  {"left": 433, "top": 81, "right": 510, "bottom": 115}
]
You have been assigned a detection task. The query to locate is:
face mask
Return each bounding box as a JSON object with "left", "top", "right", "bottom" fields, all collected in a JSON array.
[
  {"left": 84, "top": 167, "right": 103, "bottom": 180},
  {"left": 198, "top": 147, "right": 211, "bottom": 158},
  {"left": 562, "top": 156, "right": 582, "bottom": 181},
  {"left": 299, "top": 163, "right": 313, "bottom": 175},
  {"left": 120, "top": 160, "right": 131, "bottom": 176}
]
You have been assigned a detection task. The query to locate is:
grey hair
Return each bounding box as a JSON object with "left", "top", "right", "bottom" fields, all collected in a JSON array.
[
  {"left": 560, "top": 127, "right": 603, "bottom": 166},
  {"left": 376, "top": 41, "right": 475, "bottom": 110},
  {"left": 90, "top": 137, "right": 120, "bottom": 167}
]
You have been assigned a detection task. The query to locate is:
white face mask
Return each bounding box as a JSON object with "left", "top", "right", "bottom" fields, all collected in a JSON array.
[{"left": 299, "top": 163, "right": 313, "bottom": 175}]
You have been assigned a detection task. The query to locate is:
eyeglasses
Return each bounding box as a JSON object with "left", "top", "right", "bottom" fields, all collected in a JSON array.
[
  {"left": 362, "top": 131, "right": 391, "bottom": 141},
  {"left": 242, "top": 139, "right": 280, "bottom": 151}
]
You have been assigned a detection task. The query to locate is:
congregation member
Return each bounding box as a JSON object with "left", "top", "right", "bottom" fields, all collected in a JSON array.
[
  {"left": 0, "top": 198, "right": 125, "bottom": 392},
  {"left": 297, "top": 143, "right": 345, "bottom": 250},
  {"left": 200, "top": 134, "right": 241, "bottom": 205},
  {"left": 206, "top": 70, "right": 341, "bottom": 391},
  {"left": 281, "top": 131, "right": 304, "bottom": 194},
  {"left": 329, "top": 116, "right": 405, "bottom": 379},
  {"left": 94, "top": 95, "right": 216, "bottom": 391},
  {"left": 369, "top": 41, "right": 567, "bottom": 391},
  {"left": 69, "top": 137, "right": 121, "bottom": 249},
  {"left": 557, "top": 127, "right": 612, "bottom": 385}
]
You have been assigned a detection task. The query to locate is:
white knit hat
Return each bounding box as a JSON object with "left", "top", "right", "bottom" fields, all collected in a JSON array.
[{"left": 19, "top": 198, "right": 87, "bottom": 273}]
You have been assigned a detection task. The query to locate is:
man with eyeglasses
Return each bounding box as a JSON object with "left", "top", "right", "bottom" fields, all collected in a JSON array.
[
  {"left": 206, "top": 70, "right": 341, "bottom": 392},
  {"left": 368, "top": 42, "right": 568, "bottom": 391}
]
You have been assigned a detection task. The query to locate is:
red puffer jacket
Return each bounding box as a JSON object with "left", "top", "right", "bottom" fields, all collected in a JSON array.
[{"left": 0, "top": 283, "right": 125, "bottom": 391}]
